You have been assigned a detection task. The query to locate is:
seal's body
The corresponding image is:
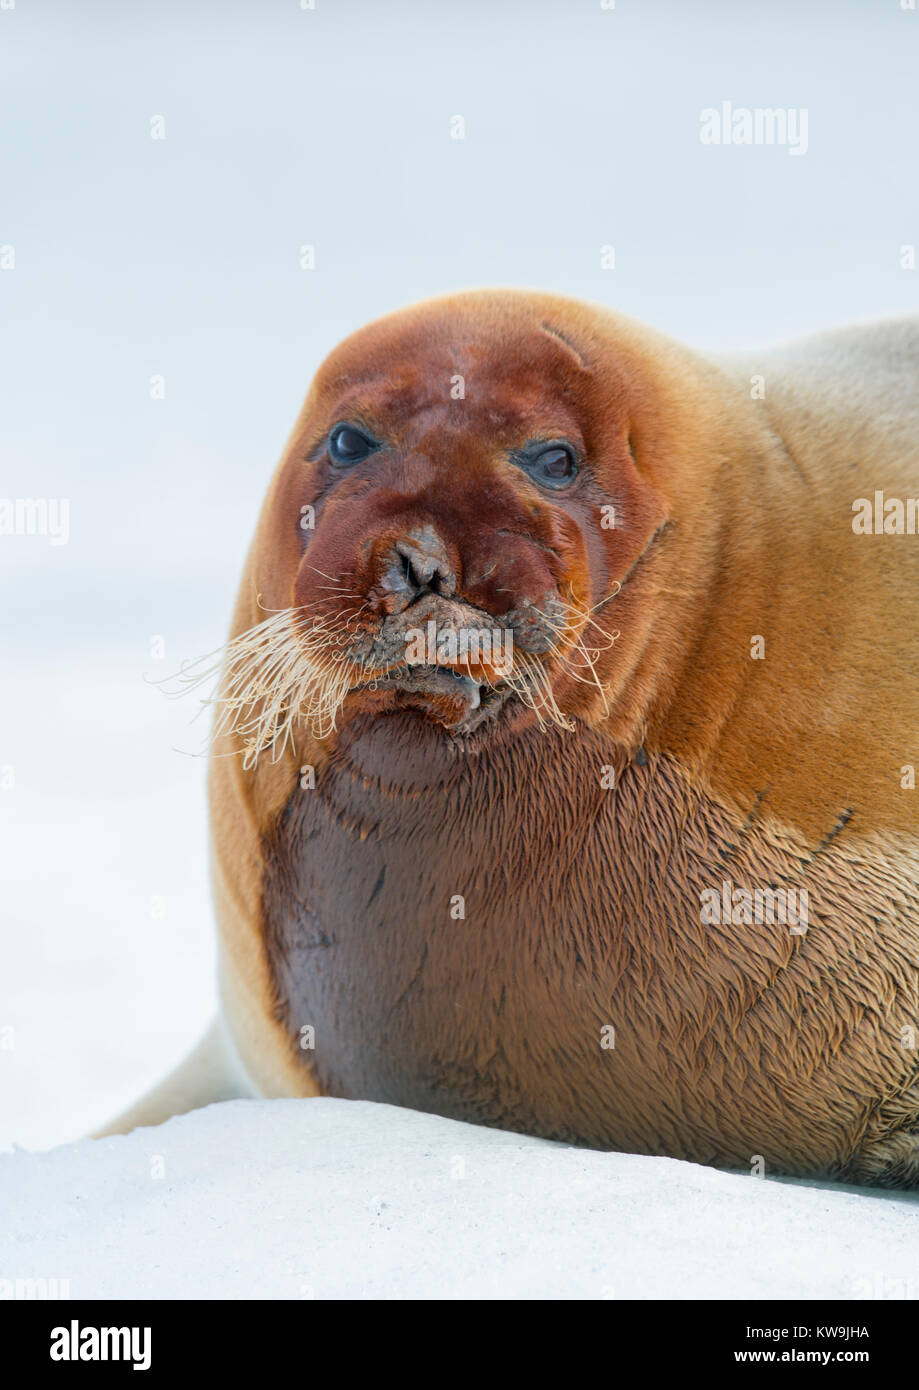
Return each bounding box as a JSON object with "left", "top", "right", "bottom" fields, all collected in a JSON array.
[{"left": 103, "top": 294, "right": 919, "bottom": 1185}]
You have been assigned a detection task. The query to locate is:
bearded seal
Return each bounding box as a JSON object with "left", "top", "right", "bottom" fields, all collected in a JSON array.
[{"left": 98, "top": 292, "right": 919, "bottom": 1187}]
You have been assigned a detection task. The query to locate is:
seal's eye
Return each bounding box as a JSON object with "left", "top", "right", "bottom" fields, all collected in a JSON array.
[
  {"left": 328, "top": 424, "right": 378, "bottom": 467},
  {"left": 517, "top": 441, "right": 579, "bottom": 489}
]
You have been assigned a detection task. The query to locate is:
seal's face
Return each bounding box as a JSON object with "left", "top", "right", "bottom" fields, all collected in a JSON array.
[{"left": 222, "top": 295, "right": 671, "bottom": 758}]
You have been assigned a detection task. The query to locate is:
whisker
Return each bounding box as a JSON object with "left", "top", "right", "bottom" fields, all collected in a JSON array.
[
  {"left": 161, "top": 603, "right": 365, "bottom": 764},
  {"left": 159, "top": 579, "right": 623, "bottom": 763}
]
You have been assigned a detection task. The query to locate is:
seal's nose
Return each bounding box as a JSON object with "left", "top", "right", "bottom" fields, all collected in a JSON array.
[{"left": 378, "top": 525, "right": 457, "bottom": 612}]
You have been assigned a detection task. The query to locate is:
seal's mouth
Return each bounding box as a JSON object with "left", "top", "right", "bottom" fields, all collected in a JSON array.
[
  {"left": 343, "top": 593, "right": 523, "bottom": 733},
  {"left": 350, "top": 659, "right": 513, "bottom": 733},
  {"left": 359, "top": 662, "right": 483, "bottom": 709}
]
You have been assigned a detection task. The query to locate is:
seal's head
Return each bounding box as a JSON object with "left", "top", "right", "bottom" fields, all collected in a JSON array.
[{"left": 203, "top": 290, "right": 724, "bottom": 763}]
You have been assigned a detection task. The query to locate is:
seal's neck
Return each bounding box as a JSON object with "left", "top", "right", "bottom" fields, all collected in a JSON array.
[{"left": 621, "top": 384, "right": 891, "bottom": 840}]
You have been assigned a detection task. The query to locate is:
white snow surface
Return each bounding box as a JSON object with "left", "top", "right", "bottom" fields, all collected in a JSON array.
[{"left": 3, "top": 1097, "right": 919, "bottom": 1301}]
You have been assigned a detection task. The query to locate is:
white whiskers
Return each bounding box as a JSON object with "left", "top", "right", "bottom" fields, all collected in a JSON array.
[
  {"left": 164, "top": 586, "right": 620, "bottom": 766},
  {"left": 165, "top": 601, "right": 365, "bottom": 768}
]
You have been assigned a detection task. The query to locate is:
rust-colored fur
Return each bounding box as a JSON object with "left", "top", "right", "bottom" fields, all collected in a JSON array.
[{"left": 110, "top": 292, "right": 919, "bottom": 1183}]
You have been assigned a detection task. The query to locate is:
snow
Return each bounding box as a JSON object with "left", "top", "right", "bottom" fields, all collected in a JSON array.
[
  {"left": 0, "top": 654, "right": 218, "bottom": 1152},
  {"left": 3, "top": 1097, "right": 919, "bottom": 1301}
]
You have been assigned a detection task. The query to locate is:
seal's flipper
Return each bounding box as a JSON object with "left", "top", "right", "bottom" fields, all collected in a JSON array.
[{"left": 91, "top": 1017, "right": 254, "bottom": 1137}]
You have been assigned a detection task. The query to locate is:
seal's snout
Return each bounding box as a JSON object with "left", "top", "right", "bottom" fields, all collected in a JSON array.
[{"left": 375, "top": 525, "right": 458, "bottom": 614}]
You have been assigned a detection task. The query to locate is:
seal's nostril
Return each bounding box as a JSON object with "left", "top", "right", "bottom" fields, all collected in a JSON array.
[
  {"left": 391, "top": 528, "right": 457, "bottom": 601},
  {"left": 398, "top": 548, "right": 442, "bottom": 595}
]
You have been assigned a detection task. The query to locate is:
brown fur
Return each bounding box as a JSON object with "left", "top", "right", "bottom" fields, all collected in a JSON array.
[{"left": 200, "top": 291, "right": 919, "bottom": 1184}]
